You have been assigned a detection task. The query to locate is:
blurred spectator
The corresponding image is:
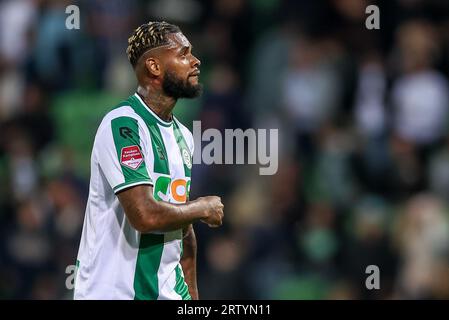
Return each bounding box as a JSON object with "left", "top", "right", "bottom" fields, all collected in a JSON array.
[
  {"left": 0, "top": 0, "right": 37, "bottom": 66},
  {"left": 391, "top": 20, "right": 449, "bottom": 147},
  {"left": 393, "top": 194, "right": 449, "bottom": 298}
]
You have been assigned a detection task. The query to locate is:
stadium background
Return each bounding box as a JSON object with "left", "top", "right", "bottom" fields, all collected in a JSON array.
[{"left": 1, "top": 0, "right": 449, "bottom": 299}]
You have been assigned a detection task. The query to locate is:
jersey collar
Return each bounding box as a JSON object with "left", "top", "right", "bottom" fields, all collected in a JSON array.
[{"left": 134, "top": 93, "right": 173, "bottom": 127}]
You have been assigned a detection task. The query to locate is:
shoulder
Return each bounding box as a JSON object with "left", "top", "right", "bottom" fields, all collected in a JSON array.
[
  {"left": 97, "top": 102, "right": 144, "bottom": 133},
  {"left": 93, "top": 100, "right": 150, "bottom": 149}
]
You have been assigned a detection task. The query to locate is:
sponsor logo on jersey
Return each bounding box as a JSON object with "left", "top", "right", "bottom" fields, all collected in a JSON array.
[
  {"left": 154, "top": 175, "right": 191, "bottom": 203},
  {"left": 120, "top": 145, "right": 143, "bottom": 170}
]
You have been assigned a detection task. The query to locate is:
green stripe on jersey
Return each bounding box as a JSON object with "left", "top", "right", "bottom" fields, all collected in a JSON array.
[
  {"left": 175, "top": 263, "right": 191, "bottom": 300},
  {"left": 133, "top": 234, "right": 165, "bottom": 300},
  {"left": 72, "top": 259, "right": 80, "bottom": 300},
  {"left": 173, "top": 119, "right": 192, "bottom": 178},
  {"left": 111, "top": 116, "right": 151, "bottom": 191},
  {"left": 127, "top": 95, "right": 170, "bottom": 175},
  {"left": 149, "top": 124, "right": 170, "bottom": 175}
]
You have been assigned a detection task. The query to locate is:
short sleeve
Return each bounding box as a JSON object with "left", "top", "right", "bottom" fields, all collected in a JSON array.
[{"left": 95, "top": 116, "right": 153, "bottom": 193}]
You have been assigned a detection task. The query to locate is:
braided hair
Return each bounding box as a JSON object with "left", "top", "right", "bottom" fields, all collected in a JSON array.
[{"left": 126, "top": 21, "right": 181, "bottom": 68}]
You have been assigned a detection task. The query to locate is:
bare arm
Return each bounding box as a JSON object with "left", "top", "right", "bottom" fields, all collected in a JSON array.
[
  {"left": 116, "top": 184, "right": 223, "bottom": 233},
  {"left": 181, "top": 224, "right": 198, "bottom": 300}
]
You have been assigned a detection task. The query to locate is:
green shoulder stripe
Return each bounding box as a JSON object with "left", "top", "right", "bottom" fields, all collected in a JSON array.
[{"left": 126, "top": 95, "right": 170, "bottom": 175}]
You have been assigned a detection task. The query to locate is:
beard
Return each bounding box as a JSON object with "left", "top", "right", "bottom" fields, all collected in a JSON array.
[{"left": 162, "top": 71, "right": 203, "bottom": 99}]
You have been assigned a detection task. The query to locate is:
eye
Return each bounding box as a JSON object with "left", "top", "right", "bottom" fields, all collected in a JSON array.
[{"left": 180, "top": 47, "right": 190, "bottom": 57}]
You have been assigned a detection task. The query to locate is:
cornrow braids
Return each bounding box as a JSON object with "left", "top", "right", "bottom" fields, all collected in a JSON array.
[{"left": 126, "top": 21, "right": 181, "bottom": 67}]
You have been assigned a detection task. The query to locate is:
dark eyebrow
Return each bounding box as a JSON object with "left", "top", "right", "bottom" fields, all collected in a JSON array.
[{"left": 179, "top": 45, "right": 191, "bottom": 54}]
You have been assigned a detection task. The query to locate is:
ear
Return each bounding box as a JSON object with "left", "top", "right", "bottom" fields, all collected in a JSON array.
[{"left": 145, "top": 57, "right": 162, "bottom": 77}]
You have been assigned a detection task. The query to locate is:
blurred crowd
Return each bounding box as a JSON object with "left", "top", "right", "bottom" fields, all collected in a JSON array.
[{"left": 1, "top": 0, "right": 449, "bottom": 299}]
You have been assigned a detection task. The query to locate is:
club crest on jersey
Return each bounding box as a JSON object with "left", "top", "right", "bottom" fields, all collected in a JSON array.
[
  {"left": 120, "top": 145, "right": 143, "bottom": 170},
  {"left": 182, "top": 148, "right": 192, "bottom": 169}
]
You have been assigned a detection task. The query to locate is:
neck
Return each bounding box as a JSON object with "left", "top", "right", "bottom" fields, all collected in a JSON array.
[{"left": 136, "top": 85, "right": 176, "bottom": 122}]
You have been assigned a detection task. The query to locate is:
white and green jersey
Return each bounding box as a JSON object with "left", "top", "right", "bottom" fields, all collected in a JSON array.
[{"left": 74, "top": 93, "right": 194, "bottom": 300}]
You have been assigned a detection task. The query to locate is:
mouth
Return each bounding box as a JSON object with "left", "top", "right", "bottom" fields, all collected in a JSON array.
[{"left": 189, "top": 70, "right": 200, "bottom": 77}]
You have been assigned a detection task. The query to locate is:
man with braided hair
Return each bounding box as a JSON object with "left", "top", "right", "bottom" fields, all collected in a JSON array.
[{"left": 74, "top": 21, "right": 224, "bottom": 300}]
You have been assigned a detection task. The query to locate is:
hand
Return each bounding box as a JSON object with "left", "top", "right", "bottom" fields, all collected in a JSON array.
[{"left": 198, "top": 196, "right": 224, "bottom": 227}]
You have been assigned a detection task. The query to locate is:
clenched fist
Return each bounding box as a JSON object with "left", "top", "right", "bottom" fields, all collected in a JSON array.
[{"left": 197, "top": 196, "right": 224, "bottom": 227}]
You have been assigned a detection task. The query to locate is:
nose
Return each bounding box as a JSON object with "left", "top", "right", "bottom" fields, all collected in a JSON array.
[{"left": 192, "top": 55, "right": 201, "bottom": 68}]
